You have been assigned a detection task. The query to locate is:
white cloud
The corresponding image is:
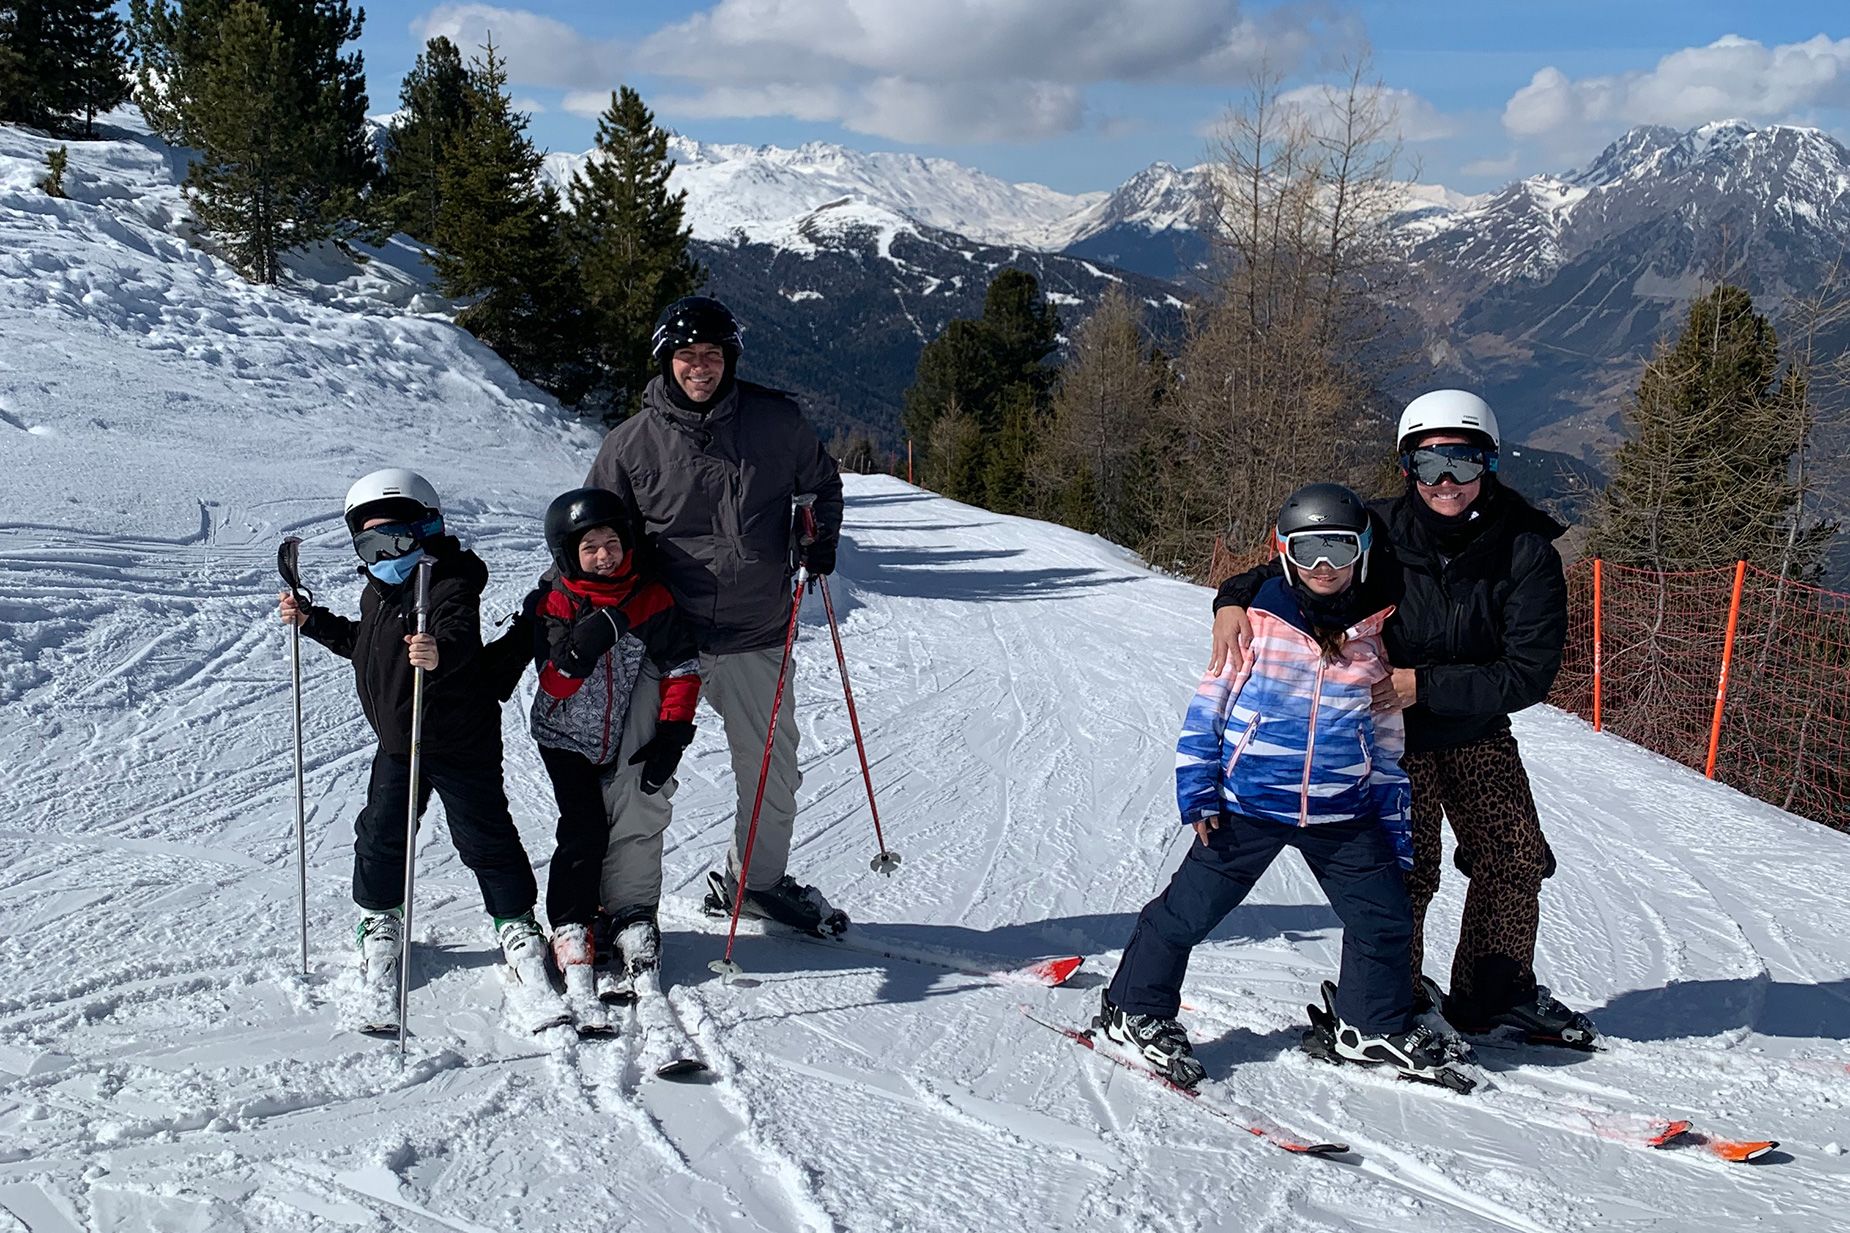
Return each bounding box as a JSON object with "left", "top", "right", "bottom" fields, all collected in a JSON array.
[
  {"left": 411, "top": 1, "right": 1340, "bottom": 144},
  {"left": 511, "top": 97, "right": 545, "bottom": 116},
  {"left": 1274, "top": 82, "right": 1460, "bottom": 144},
  {"left": 414, "top": 4, "right": 623, "bottom": 91},
  {"left": 1503, "top": 34, "right": 1850, "bottom": 147},
  {"left": 1461, "top": 151, "right": 1520, "bottom": 177}
]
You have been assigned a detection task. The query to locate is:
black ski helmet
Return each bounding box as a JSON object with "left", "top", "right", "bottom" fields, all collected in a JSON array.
[
  {"left": 1275, "top": 483, "right": 1372, "bottom": 583},
  {"left": 544, "top": 487, "right": 631, "bottom": 574},
  {"left": 650, "top": 296, "right": 743, "bottom": 365}
]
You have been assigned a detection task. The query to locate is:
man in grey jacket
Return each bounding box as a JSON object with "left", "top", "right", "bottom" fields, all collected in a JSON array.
[{"left": 585, "top": 295, "right": 847, "bottom": 935}]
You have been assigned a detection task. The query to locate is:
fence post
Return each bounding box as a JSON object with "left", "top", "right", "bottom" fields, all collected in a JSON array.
[
  {"left": 1591, "top": 558, "right": 1604, "bottom": 733},
  {"left": 1704, "top": 560, "right": 1748, "bottom": 780}
]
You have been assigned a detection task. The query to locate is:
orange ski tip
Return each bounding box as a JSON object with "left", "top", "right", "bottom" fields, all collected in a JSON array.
[
  {"left": 1710, "top": 1139, "right": 1778, "bottom": 1163},
  {"left": 1023, "top": 956, "right": 1084, "bottom": 986},
  {"left": 1646, "top": 1119, "right": 1694, "bottom": 1147}
]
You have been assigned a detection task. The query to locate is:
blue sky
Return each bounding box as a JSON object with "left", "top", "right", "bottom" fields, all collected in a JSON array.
[{"left": 349, "top": 1, "right": 1850, "bottom": 194}]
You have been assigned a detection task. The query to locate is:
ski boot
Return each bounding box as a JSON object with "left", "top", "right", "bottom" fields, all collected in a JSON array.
[
  {"left": 1094, "top": 992, "right": 1208, "bottom": 1090},
  {"left": 704, "top": 869, "right": 849, "bottom": 936},
  {"left": 550, "top": 921, "right": 616, "bottom": 1036},
  {"left": 1304, "top": 981, "right": 1479, "bottom": 1093},
  {"left": 350, "top": 908, "right": 405, "bottom": 1034},
  {"left": 1450, "top": 984, "right": 1601, "bottom": 1051},
  {"left": 494, "top": 912, "right": 572, "bottom": 1033},
  {"left": 614, "top": 911, "right": 661, "bottom": 980}
]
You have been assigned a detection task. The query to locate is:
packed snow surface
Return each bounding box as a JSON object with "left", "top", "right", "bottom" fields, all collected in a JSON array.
[{"left": 6, "top": 118, "right": 1850, "bottom": 1233}]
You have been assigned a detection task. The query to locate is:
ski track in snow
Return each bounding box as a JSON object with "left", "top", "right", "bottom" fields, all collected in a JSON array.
[{"left": 7, "top": 115, "right": 1850, "bottom": 1232}]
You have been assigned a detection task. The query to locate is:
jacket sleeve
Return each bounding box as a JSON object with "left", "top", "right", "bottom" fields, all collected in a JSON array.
[
  {"left": 793, "top": 410, "right": 844, "bottom": 544},
  {"left": 1368, "top": 699, "right": 1415, "bottom": 871},
  {"left": 1212, "top": 558, "right": 1282, "bottom": 613},
  {"left": 1175, "top": 656, "right": 1242, "bottom": 826},
  {"left": 631, "top": 588, "right": 703, "bottom": 723},
  {"left": 1414, "top": 540, "right": 1567, "bottom": 719},
  {"left": 423, "top": 576, "right": 484, "bottom": 689},
  {"left": 301, "top": 605, "right": 356, "bottom": 659}
]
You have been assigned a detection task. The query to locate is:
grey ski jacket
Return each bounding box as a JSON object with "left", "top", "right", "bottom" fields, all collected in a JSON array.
[{"left": 585, "top": 376, "right": 844, "bottom": 654}]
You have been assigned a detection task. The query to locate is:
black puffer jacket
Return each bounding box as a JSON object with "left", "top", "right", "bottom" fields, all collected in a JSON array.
[
  {"left": 1213, "top": 482, "right": 1568, "bottom": 754},
  {"left": 585, "top": 375, "right": 844, "bottom": 654},
  {"left": 300, "top": 536, "right": 502, "bottom": 756}
]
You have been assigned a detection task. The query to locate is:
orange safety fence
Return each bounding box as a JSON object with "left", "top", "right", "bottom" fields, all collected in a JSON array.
[
  {"left": 1550, "top": 559, "right": 1850, "bottom": 835},
  {"left": 1208, "top": 538, "right": 1850, "bottom": 835}
]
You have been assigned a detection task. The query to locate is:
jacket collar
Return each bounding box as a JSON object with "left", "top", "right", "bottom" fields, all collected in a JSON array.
[{"left": 1252, "top": 575, "right": 1394, "bottom": 640}]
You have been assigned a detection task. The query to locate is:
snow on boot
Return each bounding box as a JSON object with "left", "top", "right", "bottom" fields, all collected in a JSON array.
[
  {"left": 1461, "top": 985, "right": 1600, "bottom": 1050},
  {"left": 706, "top": 869, "right": 849, "bottom": 936},
  {"left": 615, "top": 914, "right": 661, "bottom": 980},
  {"left": 551, "top": 922, "right": 615, "bottom": 1037},
  {"left": 349, "top": 908, "right": 403, "bottom": 1034},
  {"left": 495, "top": 912, "right": 571, "bottom": 1036},
  {"left": 1093, "top": 992, "right": 1207, "bottom": 1090}
]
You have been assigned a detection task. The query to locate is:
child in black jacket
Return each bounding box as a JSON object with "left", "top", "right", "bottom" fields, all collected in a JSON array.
[{"left": 278, "top": 468, "right": 545, "bottom": 1012}]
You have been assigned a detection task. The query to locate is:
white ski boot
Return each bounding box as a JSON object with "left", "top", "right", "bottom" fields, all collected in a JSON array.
[
  {"left": 495, "top": 912, "right": 571, "bottom": 1035},
  {"left": 551, "top": 922, "right": 616, "bottom": 1037}
]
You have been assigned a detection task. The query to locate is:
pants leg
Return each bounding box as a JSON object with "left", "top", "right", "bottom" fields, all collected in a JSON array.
[
  {"left": 1106, "top": 818, "right": 1287, "bottom": 1019},
  {"left": 1401, "top": 749, "right": 1447, "bottom": 987},
  {"left": 423, "top": 739, "right": 539, "bottom": 922},
  {"left": 701, "top": 645, "right": 802, "bottom": 892},
  {"left": 539, "top": 745, "right": 613, "bottom": 929},
  {"left": 1294, "top": 819, "right": 1416, "bottom": 1035},
  {"left": 1440, "top": 732, "right": 1551, "bottom": 1016},
  {"left": 598, "top": 658, "right": 677, "bottom": 916},
  {"left": 352, "top": 748, "right": 431, "bottom": 911}
]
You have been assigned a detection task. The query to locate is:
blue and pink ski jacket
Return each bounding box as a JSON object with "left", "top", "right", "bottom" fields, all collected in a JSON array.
[{"left": 1175, "top": 577, "right": 1414, "bottom": 867}]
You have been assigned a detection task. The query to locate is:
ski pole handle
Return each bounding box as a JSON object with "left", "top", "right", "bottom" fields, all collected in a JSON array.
[{"left": 412, "top": 555, "right": 434, "bottom": 635}]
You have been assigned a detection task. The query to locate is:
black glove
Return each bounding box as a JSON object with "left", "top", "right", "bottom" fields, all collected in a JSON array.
[
  {"left": 802, "top": 537, "right": 837, "bottom": 577},
  {"left": 558, "top": 608, "right": 623, "bottom": 676},
  {"left": 629, "top": 720, "right": 695, "bottom": 795}
]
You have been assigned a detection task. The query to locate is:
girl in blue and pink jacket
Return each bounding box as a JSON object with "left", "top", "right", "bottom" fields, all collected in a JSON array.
[{"left": 1097, "top": 483, "right": 1467, "bottom": 1090}]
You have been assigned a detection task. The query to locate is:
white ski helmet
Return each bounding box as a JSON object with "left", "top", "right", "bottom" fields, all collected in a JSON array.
[
  {"left": 1396, "top": 390, "right": 1500, "bottom": 452},
  {"left": 344, "top": 468, "right": 441, "bottom": 534}
]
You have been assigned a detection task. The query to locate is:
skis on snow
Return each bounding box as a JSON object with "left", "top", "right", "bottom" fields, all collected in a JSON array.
[
  {"left": 1020, "top": 1008, "right": 1350, "bottom": 1158},
  {"left": 600, "top": 966, "right": 710, "bottom": 1079}
]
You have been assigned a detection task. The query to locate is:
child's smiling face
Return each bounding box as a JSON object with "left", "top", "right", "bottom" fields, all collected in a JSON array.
[{"left": 576, "top": 526, "right": 626, "bottom": 576}]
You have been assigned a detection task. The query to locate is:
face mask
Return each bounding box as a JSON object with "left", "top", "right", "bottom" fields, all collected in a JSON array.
[{"left": 366, "top": 547, "right": 425, "bottom": 585}]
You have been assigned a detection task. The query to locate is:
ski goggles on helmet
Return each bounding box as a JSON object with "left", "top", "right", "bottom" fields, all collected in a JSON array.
[
  {"left": 351, "top": 515, "right": 441, "bottom": 565},
  {"left": 1401, "top": 442, "right": 1496, "bottom": 487},
  {"left": 1277, "top": 526, "right": 1370, "bottom": 571}
]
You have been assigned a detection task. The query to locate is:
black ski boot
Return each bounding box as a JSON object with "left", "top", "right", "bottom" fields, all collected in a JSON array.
[
  {"left": 614, "top": 910, "right": 661, "bottom": 980},
  {"left": 703, "top": 869, "right": 849, "bottom": 936},
  {"left": 1453, "top": 984, "right": 1600, "bottom": 1050},
  {"left": 1094, "top": 992, "right": 1207, "bottom": 1090},
  {"left": 1304, "top": 981, "right": 1479, "bottom": 1093}
]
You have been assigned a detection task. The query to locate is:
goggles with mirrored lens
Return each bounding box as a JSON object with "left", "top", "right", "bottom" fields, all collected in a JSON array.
[
  {"left": 1277, "top": 528, "right": 1368, "bottom": 571},
  {"left": 351, "top": 516, "right": 438, "bottom": 565},
  {"left": 1402, "top": 442, "right": 1496, "bottom": 487}
]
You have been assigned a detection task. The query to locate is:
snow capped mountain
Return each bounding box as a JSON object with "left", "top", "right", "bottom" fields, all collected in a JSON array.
[{"left": 544, "top": 135, "right": 1104, "bottom": 250}]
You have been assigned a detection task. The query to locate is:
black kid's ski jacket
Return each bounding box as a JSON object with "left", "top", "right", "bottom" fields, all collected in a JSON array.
[
  {"left": 300, "top": 537, "right": 502, "bottom": 757},
  {"left": 1213, "top": 483, "right": 1567, "bottom": 755},
  {"left": 585, "top": 376, "right": 843, "bottom": 655}
]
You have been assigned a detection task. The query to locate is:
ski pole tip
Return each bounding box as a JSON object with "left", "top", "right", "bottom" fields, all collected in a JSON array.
[
  {"left": 709, "top": 958, "right": 745, "bottom": 983},
  {"left": 870, "top": 850, "right": 903, "bottom": 876}
]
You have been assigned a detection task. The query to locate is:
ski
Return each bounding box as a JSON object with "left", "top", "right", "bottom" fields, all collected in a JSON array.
[
  {"left": 1021, "top": 1008, "right": 1349, "bottom": 1157},
  {"left": 624, "top": 969, "right": 711, "bottom": 1080}
]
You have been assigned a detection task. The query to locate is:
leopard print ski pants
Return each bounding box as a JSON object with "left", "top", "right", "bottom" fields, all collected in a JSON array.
[{"left": 1401, "top": 730, "right": 1553, "bottom": 1018}]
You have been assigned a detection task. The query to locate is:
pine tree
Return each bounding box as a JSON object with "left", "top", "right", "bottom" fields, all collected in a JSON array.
[
  {"left": 1, "top": 0, "right": 125, "bottom": 132},
  {"left": 379, "top": 36, "right": 473, "bottom": 242},
  {"left": 1589, "top": 284, "right": 1833, "bottom": 575},
  {"left": 902, "top": 268, "right": 1059, "bottom": 511},
  {"left": 129, "top": 0, "right": 374, "bottom": 268},
  {"left": 568, "top": 86, "right": 703, "bottom": 419},
  {"left": 182, "top": 0, "right": 298, "bottom": 283},
  {"left": 433, "top": 41, "right": 586, "bottom": 398}
]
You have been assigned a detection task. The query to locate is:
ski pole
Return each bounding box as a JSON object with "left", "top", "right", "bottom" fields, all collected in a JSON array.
[
  {"left": 710, "top": 569, "right": 807, "bottom": 982},
  {"left": 277, "top": 538, "right": 312, "bottom": 977},
  {"left": 398, "top": 556, "right": 435, "bottom": 1055},
  {"left": 799, "top": 506, "right": 899, "bottom": 876}
]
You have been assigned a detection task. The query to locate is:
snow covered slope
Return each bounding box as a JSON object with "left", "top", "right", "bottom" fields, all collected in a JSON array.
[{"left": 6, "top": 118, "right": 1850, "bottom": 1233}]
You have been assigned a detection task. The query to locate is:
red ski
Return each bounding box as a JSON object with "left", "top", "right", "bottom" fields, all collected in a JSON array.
[{"left": 1021, "top": 1008, "right": 1350, "bottom": 1157}]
